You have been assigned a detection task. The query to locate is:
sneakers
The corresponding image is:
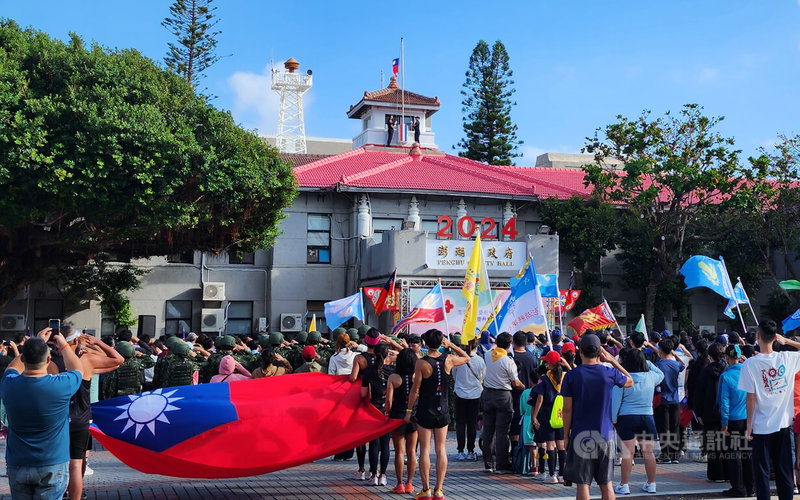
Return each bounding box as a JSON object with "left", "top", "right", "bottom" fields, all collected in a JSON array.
[
  {"left": 557, "top": 476, "right": 564, "bottom": 483},
  {"left": 405, "top": 482, "right": 414, "bottom": 494},
  {"left": 392, "top": 484, "right": 406, "bottom": 494},
  {"left": 84, "top": 465, "right": 94, "bottom": 477},
  {"left": 614, "top": 484, "right": 630, "bottom": 495},
  {"left": 414, "top": 489, "right": 432, "bottom": 500},
  {"left": 456, "top": 452, "right": 466, "bottom": 461},
  {"left": 670, "top": 459, "right": 680, "bottom": 464},
  {"left": 483, "top": 463, "right": 494, "bottom": 474},
  {"left": 466, "top": 452, "right": 476, "bottom": 461},
  {"left": 614, "top": 457, "right": 622, "bottom": 466},
  {"left": 354, "top": 470, "right": 366, "bottom": 481},
  {"left": 655, "top": 456, "right": 671, "bottom": 465},
  {"left": 642, "top": 482, "right": 657, "bottom": 494},
  {"left": 544, "top": 475, "right": 559, "bottom": 484},
  {"left": 371, "top": 474, "right": 379, "bottom": 486},
  {"left": 379, "top": 475, "right": 387, "bottom": 486},
  {"left": 532, "top": 472, "right": 548, "bottom": 481},
  {"left": 433, "top": 490, "right": 444, "bottom": 500}
]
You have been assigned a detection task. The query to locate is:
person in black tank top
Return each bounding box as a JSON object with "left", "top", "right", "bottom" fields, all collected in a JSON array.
[
  {"left": 386, "top": 348, "right": 419, "bottom": 494},
  {"left": 360, "top": 343, "right": 391, "bottom": 485},
  {"left": 404, "top": 329, "right": 471, "bottom": 500},
  {"left": 349, "top": 328, "right": 381, "bottom": 482}
]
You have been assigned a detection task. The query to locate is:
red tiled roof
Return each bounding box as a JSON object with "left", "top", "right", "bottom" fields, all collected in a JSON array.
[
  {"left": 279, "top": 153, "right": 332, "bottom": 168},
  {"left": 293, "top": 147, "right": 590, "bottom": 200}
]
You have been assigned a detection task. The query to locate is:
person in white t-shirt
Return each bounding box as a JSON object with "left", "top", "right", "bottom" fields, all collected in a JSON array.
[{"left": 738, "top": 320, "right": 800, "bottom": 500}]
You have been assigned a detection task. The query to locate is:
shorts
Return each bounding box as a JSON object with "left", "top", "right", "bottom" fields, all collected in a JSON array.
[
  {"left": 417, "top": 409, "right": 450, "bottom": 430},
  {"left": 616, "top": 414, "right": 658, "bottom": 441},
  {"left": 534, "top": 419, "right": 564, "bottom": 443},
  {"left": 393, "top": 420, "right": 418, "bottom": 435},
  {"left": 563, "top": 433, "right": 614, "bottom": 486},
  {"left": 69, "top": 427, "right": 91, "bottom": 460}
]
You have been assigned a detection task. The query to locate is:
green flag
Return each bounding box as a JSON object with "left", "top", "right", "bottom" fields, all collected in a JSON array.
[
  {"left": 634, "top": 314, "right": 647, "bottom": 335},
  {"left": 779, "top": 280, "right": 800, "bottom": 291}
]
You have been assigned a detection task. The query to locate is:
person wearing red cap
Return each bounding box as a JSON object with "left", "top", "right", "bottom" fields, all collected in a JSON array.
[
  {"left": 531, "top": 350, "right": 571, "bottom": 484},
  {"left": 294, "top": 346, "right": 323, "bottom": 373},
  {"left": 561, "top": 343, "right": 577, "bottom": 369}
]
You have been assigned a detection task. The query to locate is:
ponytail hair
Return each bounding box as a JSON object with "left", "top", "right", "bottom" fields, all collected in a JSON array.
[{"left": 373, "top": 343, "right": 388, "bottom": 376}]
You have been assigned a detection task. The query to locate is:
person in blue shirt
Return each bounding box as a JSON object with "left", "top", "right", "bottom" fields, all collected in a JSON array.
[
  {"left": 562, "top": 334, "right": 633, "bottom": 500},
  {"left": 718, "top": 344, "right": 753, "bottom": 497},
  {"left": 612, "top": 348, "right": 664, "bottom": 495},
  {"left": 652, "top": 336, "right": 687, "bottom": 464},
  {"left": 1, "top": 328, "right": 82, "bottom": 500}
]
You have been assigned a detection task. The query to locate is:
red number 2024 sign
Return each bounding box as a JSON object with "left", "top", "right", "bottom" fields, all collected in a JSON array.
[{"left": 437, "top": 216, "right": 518, "bottom": 240}]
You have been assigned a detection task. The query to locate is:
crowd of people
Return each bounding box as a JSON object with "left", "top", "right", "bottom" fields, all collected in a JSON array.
[{"left": 2, "top": 319, "right": 800, "bottom": 500}]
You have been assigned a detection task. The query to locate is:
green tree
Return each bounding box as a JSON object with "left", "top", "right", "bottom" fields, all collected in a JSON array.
[
  {"left": 56, "top": 254, "right": 147, "bottom": 327},
  {"left": 457, "top": 40, "right": 521, "bottom": 166},
  {"left": 583, "top": 104, "right": 748, "bottom": 329},
  {"left": 162, "top": 0, "right": 221, "bottom": 88},
  {"left": 539, "top": 196, "right": 619, "bottom": 312},
  {"left": 0, "top": 20, "right": 296, "bottom": 309}
]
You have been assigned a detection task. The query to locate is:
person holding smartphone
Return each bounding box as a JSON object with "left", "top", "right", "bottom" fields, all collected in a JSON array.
[{"left": 1, "top": 327, "right": 83, "bottom": 499}]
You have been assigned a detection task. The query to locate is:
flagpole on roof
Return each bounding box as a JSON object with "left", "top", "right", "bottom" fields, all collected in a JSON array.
[
  {"left": 737, "top": 277, "right": 759, "bottom": 327},
  {"left": 400, "top": 37, "right": 405, "bottom": 144},
  {"left": 438, "top": 278, "right": 451, "bottom": 337}
]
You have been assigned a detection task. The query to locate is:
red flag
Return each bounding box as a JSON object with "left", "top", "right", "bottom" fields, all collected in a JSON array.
[
  {"left": 372, "top": 270, "right": 397, "bottom": 315},
  {"left": 557, "top": 289, "right": 581, "bottom": 313},
  {"left": 567, "top": 302, "right": 616, "bottom": 335},
  {"left": 89, "top": 374, "right": 400, "bottom": 478}
]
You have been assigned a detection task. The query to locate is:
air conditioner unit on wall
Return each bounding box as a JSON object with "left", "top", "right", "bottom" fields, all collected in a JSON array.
[
  {"left": 280, "top": 313, "right": 303, "bottom": 333},
  {"left": 201, "top": 308, "right": 224, "bottom": 332},
  {"left": 202, "top": 282, "right": 226, "bottom": 301},
  {"left": 0, "top": 315, "right": 25, "bottom": 332},
  {"left": 258, "top": 317, "right": 268, "bottom": 333},
  {"left": 611, "top": 301, "right": 627, "bottom": 318}
]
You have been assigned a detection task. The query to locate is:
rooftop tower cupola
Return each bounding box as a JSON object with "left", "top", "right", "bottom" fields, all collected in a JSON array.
[{"left": 346, "top": 75, "right": 440, "bottom": 149}]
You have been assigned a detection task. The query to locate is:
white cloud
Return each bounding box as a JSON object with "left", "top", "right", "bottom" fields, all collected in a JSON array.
[
  {"left": 698, "top": 67, "right": 719, "bottom": 83},
  {"left": 228, "top": 66, "right": 316, "bottom": 136},
  {"left": 520, "top": 145, "right": 547, "bottom": 165},
  {"left": 228, "top": 67, "right": 279, "bottom": 134}
]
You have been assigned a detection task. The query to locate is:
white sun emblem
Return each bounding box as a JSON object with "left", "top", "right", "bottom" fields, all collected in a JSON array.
[{"left": 114, "top": 388, "right": 182, "bottom": 438}]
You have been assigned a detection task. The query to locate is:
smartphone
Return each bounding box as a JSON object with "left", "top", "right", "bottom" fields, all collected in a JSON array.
[{"left": 49, "top": 319, "right": 60, "bottom": 340}]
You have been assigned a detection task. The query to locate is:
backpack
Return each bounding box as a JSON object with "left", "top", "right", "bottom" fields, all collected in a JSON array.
[
  {"left": 549, "top": 395, "right": 564, "bottom": 429},
  {"left": 511, "top": 440, "right": 530, "bottom": 475}
]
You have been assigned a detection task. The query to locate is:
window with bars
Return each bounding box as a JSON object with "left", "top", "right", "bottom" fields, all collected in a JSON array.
[{"left": 307, "top": 214, "right": 331, "bottom": 264}]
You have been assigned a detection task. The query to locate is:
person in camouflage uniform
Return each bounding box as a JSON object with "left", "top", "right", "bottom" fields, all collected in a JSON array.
[
  {"left": 201, "top": 335, "right": 233, "bottom": 383},
  {"left": 230, "top": 335, "right": 259, "bottom": 373},
  {"left": 152, "top": 336, "right": 183, "bottom": 388},
  {"left": 285, "top": 331, "right": 308, "bottom": 370},
  {"left": 306, "top": 331, "right": 332, "bottom": 371},
  {"left": 102, "top": 341, "right": 155, "bottom": 399},
  {"left": 154, "top": 342, "right": 202, "bottom": 388}
]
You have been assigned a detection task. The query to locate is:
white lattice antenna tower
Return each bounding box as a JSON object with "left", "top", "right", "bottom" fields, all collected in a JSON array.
[{"left": 271, "top": 58, "right": 312, "bottom": 154}]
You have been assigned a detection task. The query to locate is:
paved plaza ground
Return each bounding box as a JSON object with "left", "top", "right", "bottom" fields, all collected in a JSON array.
[{"left": 0, "top": 432, "right": 771, "bottom": 499}]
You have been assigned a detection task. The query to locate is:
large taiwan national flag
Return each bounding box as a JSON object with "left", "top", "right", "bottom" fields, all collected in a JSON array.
[{"left": 90, "top": 374, "right": 401, "bottom": 478}]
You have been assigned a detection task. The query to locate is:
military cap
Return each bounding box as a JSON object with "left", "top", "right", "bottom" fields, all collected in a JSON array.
[
  {"left": 307, "top": 331, "right": 322, "bottom": 344},
  {"left": 171, "top": 341, "right": 190, "bottom": 357},
  {"left": 218, "top": 335, "right": 236, "bottom": 350},
  {"left": 295, "top": 331, "right": 309, "bottom": 344},
  {"left": 269, "top": 332, "right": 284, "bottom": 347},
  {"left": 115, "top": 341, "right": 136, "bottom": 359}
]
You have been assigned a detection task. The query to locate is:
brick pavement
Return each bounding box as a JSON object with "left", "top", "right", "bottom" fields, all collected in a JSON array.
[{"left": 0, "top": 434, "right": 754, "bottom": 499}]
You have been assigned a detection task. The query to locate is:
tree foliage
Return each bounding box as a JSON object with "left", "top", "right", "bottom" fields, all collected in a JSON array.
[
  {"left": 0, "top": 20, "right": 297, "bottom": 309},
  {"left": 457, "top": 40, "right": 521, "bottom": 166},
  {"left": 162, "top": 0, "right": 221, "bottom": 89},
  {"left": 539, "top": 196, "right": 619, "bottom": 311},
  {"left": 583, "top": 104, "right": 750, "bottom": 329},
  {"left": 56, "top": 254, "right": 148, "bottom": 327}
]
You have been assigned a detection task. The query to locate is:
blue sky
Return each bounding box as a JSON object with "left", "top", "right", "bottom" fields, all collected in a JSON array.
[{"left": 5, "top": 1, "right": 800, "bottom": 164}]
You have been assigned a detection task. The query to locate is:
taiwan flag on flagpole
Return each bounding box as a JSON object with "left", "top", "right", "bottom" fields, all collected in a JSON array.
[
  {"left": 324, "top": 292, "right": 365, "bottom": 331},
  {"left": 392, "top": 283, "right": 445, "bottom": 335},
  {"left": 89, "top": 374, "right": 402, "bottom": 478},
  {"left": 392, "top": 58, "right": 399, "bottom": 76},
  {"left": 371, "top": 269, "right": 397, "bottom": 316}
]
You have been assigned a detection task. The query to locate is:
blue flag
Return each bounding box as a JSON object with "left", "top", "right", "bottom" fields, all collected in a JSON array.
[
  {"left": 324, "top": 292, "right": 365, "bottom": 330},
  {"left": 783, "top": 308, "right": 800, "bottom": 334},
  {"left": 723, "top": 281, "right": 749, "bottom": 319},
  {"left": 679, "top": 255, "right": 734, "bottom": 300},
  {"left": 486, "top": 258, "right": 547, "bottom": 334},
  {"left": 536, "top": 274, "right": 559, "bottom": 298}
]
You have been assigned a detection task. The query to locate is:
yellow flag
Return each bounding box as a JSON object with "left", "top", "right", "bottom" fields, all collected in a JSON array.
[
  {"left": 309, "top": 314, "right": 317, "bottom": 332},
  {"left": 462, "top": 235, "right": 487, "bottom": 342}
]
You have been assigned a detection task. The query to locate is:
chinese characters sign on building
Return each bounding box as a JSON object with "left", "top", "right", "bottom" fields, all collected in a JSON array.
[{"left": 425, "top": 240, "right": 527, "bottom": 270}]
